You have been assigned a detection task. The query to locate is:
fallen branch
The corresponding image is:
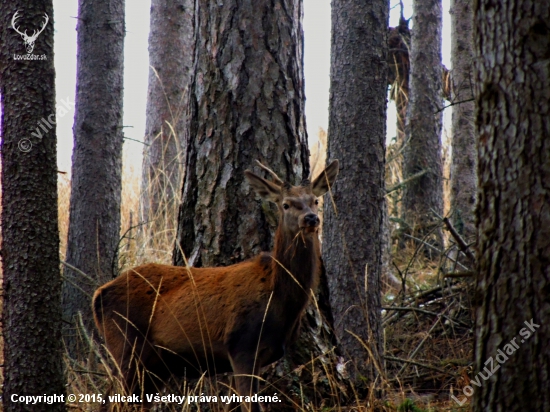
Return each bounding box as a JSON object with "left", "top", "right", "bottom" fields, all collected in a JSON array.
[
  {"left": 444, "top": 271, "right": 474, "bottom": 278},
  {"left": 397, "top": 316, "right": 442, "bottom": 376},
  {"left": 388, "top": 372, "right": 449, "bottom": 384},
  {"left": 386, "top": 169, "right": 428, "bottom": 194},
  {"left": 383, "top": 283, "right": 466, "bottom": 325},
  {"left": 385, "top": 356, "right": 455, "bottom": 377},
  {"left": 410, "top": 283, "right": 465, "bottom": 304},
  {"left": 434, "top": 97, "right": 475, "bottom": 113},
  {"left": 404, "top": 234, "right": 469, "bottom": 271},
  {"left": 442, "top": 217, "right": 476, "bottom": 262},
  {"left": 72, "top": 368, "right": 108, "bottom": 377},
  {"left": 382, "top": 306, "right": 471, "bottom": 328}
]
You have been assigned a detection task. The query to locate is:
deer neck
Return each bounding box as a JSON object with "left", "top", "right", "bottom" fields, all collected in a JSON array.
[{"left": 270, "top": 227, "right": 320, "bottom": 318}]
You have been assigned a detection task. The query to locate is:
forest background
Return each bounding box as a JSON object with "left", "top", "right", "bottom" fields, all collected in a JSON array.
[{"left": 52, "top": 0, "right": 451, "bottom": 174}]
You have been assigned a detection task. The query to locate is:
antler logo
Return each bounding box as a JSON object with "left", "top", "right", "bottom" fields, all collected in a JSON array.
[{"left": 11, "top": 11, "right": 49, "bottom": 54}]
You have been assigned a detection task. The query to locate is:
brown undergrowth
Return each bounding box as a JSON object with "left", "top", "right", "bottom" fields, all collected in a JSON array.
[
  {"left": 382, "top": 232, "right": 475, "bottom": 412},
  {"left": 0, "top": 129, "right": 475, "bottom": 412},
  {"left": 381, "top": 128, "right": 474, "bottom": 412}
]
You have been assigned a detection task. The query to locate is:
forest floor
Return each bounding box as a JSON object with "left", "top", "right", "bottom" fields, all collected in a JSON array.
[
  {"left": 58, "top": 159, "right": 475, "bottom": 412},
  {"left": 54, "top": 232, "right": 475, "bottom": 412},
  {"left": 0, "top": 142, "right": 475, "bottom": 411}
]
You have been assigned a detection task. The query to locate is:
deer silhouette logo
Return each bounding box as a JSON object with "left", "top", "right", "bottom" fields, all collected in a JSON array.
[{"left": 11, "top": 11, "right": 49, "bottom": 54}]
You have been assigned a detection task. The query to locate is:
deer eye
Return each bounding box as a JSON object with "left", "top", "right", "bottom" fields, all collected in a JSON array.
[
  {"left": 283, "top": 203, "right": 290, "bottom": 210},
  {"left": 315, "top": 199, "right": 319, "bottom": 205}
]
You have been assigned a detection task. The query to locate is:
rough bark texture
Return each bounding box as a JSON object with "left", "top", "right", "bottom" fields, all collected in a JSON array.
[
  {"left": 171, "top": 1, "right": 349, "bottom": 408},
  {"left": 322, "top": 0, "right": 387, "bottom": 383},
  {"left": 473, "top": 1, "right": 550, "bottom": 411},
  {"left": 63, "top": 0, "right": 125, "bottom": 359},
  {"left": 140, "top": 0, "right": 194, "bottom": 245},
  {"left": 401, "top": 0, "right": 444, "bottom": 247},
  {"left": 450, "top": 0, "right": 476, "bottom": 240},
  {"left": 0, "top": 2, "right": 66, "bottom": 410},
  {"left": 388, "top": 18, "right": 411, "bottom": 149},
  {"left": 173, "top": 0, "right": 309, "bottom": 269},
  {"left": 385, "top": 19, "right": 411, "bottom": 285}
]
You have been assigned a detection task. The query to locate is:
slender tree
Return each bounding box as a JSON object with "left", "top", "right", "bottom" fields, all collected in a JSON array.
[
  {"left": 322, "top": 0, "right": 388, "bottom": 383},
  {"left": 173, "top": 0, "right": 309, "bottom": 269},
  {"left": 401, "top": 0, "right": 444, "bottom": 247},
  {"left": 140, "top": 0, "right": 194, "bottom": 247},
  {"left": 63, "top": 0, "right": 125, "bottom": 358},
  {"left": 388, "top": 15, "right": 411, "bottom": 151},
  {"left": 0, "top": 3, "right": 66, "bottom": 410},
  {"left": 450, "top": 0, "right": 476, "bottom": 240},
  {"left": 385, "top": 17, "right": 411, "bottom": 288},
  {"left": 472, "top": 1, "right": 550, "bottom": 411}
]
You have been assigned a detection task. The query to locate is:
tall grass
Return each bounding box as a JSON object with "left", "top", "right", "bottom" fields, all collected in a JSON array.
[{"left": 0, "top": 128, "right": 469, "bottom": 412}]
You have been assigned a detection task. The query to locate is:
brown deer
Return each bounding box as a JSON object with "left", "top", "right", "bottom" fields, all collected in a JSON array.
[{"left": 93, "top": 160, "right": 339, "bottom": 412}]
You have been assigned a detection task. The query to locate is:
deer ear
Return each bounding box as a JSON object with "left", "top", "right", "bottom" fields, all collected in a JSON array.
[
  {"left": 245, "top": 170, "right": 282, "bottom": 203},
  {"left": 312, "top": 159, "right": 339, "bottom": 197}
]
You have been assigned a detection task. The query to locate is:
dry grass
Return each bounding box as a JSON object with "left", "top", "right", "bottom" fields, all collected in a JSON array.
[
  {"left": 0, "top": 127, "right": 473, "bottom": 412},
  {"left": 383, "top": 238, "right": 474, "bottom": 412}
]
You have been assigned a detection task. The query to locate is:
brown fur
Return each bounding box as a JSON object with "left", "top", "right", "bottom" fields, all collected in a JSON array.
[{"left": 93, "top": 160, "right": 339, "bottom": 412}]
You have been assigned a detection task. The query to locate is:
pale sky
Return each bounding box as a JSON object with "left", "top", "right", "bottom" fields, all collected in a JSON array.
[{"left": 52, "top": 0, "right": 451, "bottom": 172}]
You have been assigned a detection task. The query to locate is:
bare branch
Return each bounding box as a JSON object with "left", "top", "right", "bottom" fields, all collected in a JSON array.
[{"left": 442, "top": 217, "right": 476, "bottom": 262}]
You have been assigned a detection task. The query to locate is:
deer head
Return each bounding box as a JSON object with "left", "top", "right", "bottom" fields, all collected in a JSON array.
[
  {"left": 245, "top": 160, "right": 339, "bottom": 237},
  {"left": 12, "top": 11, "right": 49, "bottom": 54}
]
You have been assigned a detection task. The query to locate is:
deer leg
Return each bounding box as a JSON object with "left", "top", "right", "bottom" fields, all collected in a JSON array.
[
  {"left": 229, "top": 352, "right": 261, "bottom": 412},
  {"left": 109, "top": 331, "right": 158, "bottom": 411}
]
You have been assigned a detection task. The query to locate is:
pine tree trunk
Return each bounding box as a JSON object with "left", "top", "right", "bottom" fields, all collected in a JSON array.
[
  {"left": 63, "top": 0, "right": 125, "bottom": 359},
  {"left": 401, "top": 0, "right": 444, "bottom": 248},
  {"left": 450, "top": 0, "right": 476, "bottom": 240},
  {"left": 386, "top": 20, "right": 411, "bottom": 285},
  {"left": 171, "top": 1, "right": 349, "bottom": 408},
  {"left": 322, "top": 0, "right": 388, "bottom": 383},
  {"left": 173, "top": 0, "right": 309, "bottom": 269},
  {"left": 0, "top": 3, "right": 66, "bottom": 410},
  {"left": 140, "top": 0, "right": 194, "bottom": 247},
  {"left": 388, "top": 18, "right": 411, "bottom": 152},
  {"left": 472, "top": 1, "right": 550, "bottom": 411}
]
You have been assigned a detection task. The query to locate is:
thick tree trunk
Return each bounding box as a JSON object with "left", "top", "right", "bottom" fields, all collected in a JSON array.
[
  {"left": 63, "top": 0, "right": 125, "bottom": 359},
  {"left": 171, "top": 1, "right": 349, "bottom": 408},
  {"left": 173, "top": 0, "right": 309, "bottom": 269},
  {"left": 450, "top": 0, "right": 476, "bottom": 240},
  {"left": 0, "top": 3, "right": 66, "bottom": 410},
  {"left": 322, "top": 0, "right": 388, "bottom": 383},
  {"left": 401, "top": 0, "right": 444, "bottom": 248},
  {"left": 140, "top": 0, "right": 194, "bottom": 246},
  {"left": 472, "top": 1, "right": 550, "bottom": 411}
]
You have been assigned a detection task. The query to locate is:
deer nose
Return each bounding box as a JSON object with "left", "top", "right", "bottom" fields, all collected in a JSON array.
[{"left": 304, "top": 213, "right": 320, "bottom": 227}]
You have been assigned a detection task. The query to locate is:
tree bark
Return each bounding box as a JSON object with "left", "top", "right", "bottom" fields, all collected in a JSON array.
[
  {"left": 63, "top": 0, "right": 125, "bottom": 359},
  {"left": 401, "top": 0, "right": 444, "bottom": 248},
  {"left": 0, "top": 3, "right": 66, "bottom": 410},
  {"left": 385, "top": 19, "right": 411, "bottom": 287},
  {"left": 472, "top": 1, "right": 550, "bottom": 411},
  {"left": 140, "top": 0, "right": 194, "bottom": 246},
  {"left": 322, "top": 0, "right": 388, "bottom": 383},
  {"left": 171, "top": 1, "right": 350, "bottom": 408},
  {"left": 450, "top": 0, "right": 476, "bottom": 240},
  {"left": 388, "top": 17, "right": 411, "bottom": 150},
  {"left": 173, "top": 0, "right": 309, "bottom": 269}
]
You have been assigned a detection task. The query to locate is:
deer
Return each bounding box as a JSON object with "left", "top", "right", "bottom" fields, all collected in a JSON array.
[{"left": 92, "top": 159, "right": 339, "bottom": 412}]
